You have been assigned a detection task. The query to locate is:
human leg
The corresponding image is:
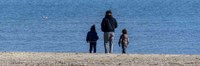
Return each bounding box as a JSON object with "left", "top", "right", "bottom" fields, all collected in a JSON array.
[
  {"left": 104, "top": 32, "right": 109, "bottom": 53},
  {"left": 93, "top": 42, "right": 97, "bottom": 53},
  {"left": 109, "top": 41, "right": 113, "bottom": 53},
  {"left": 122, "top": 43, "right": 126, "bottom": 54},
  {"left": 89, "top": 43, "right": 92, "bottom": 53},
  {"left": 109, "top": 32, "right": 114, "bottom": 53},
  {"left": 104, "top": 43, "right": 108, "bottom": 53}
]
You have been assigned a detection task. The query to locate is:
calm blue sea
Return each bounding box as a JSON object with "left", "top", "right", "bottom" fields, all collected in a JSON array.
[{"left": 0, "top": 0, "right": 200, "bottom": 54}]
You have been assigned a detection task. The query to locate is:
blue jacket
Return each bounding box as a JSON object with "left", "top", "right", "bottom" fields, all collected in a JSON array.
[
  {"left": 101, "top": 17, "right": 118, "bottom": 32},
  {"left": 86, "top": 31, "right": 99, "bottom": 42}
]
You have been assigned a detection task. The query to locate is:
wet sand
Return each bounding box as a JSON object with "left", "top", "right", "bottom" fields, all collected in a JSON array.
[{"left": 0, "top": 52, "right": 200, "bottom": 66}]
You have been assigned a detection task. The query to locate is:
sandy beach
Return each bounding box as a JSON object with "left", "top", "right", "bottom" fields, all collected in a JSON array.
[{"left": 0, "top": 52, "right": 200, "bottom": 66}]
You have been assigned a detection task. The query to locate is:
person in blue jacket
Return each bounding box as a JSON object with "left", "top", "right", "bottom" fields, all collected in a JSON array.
[
  {"left": 86, "top": 25, "right": 99, "bottom": 53},
  {"left": 101, "top": 10, "right": 118, "bottom": 53}
]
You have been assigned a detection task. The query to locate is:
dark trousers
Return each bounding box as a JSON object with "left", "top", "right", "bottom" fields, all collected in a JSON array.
[
  {"left": 121, "top": 43, "right": 127, "bottom": 54},
  {"left": 89, "top": 42, "right": 96, "bottom": 53}
]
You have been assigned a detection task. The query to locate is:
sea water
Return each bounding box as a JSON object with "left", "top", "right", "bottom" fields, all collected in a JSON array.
[{"left": 0, "top": 0, "right": 200, "bottom": 54}]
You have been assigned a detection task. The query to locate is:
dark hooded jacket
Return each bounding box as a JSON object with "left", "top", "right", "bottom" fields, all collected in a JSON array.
[
  {"left": 86, "top": 25, "right": 99, "bottom": 42},
  {"left": 86, "top": 31, "right": 99, "bottom": 42},
  {"left": 101, "top": 11, "right": 118, "bottom": 32}
]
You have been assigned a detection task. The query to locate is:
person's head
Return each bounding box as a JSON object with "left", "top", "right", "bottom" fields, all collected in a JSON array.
[
  {"left": 90, "top": 25, "right": 96, "bottom": 32},
  {"left": 105, "top": 10, "right": 113, "bottom": 18},
  {"left": 122, "top": 28, "right": 127, "bottom": 34}
]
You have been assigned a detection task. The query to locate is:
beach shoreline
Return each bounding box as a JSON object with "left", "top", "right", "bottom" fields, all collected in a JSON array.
[{"left": 0, "top": 52, "right": 200, "bottom": 66}]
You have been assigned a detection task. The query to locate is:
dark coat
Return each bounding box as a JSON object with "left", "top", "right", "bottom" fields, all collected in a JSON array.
[
  {"left": 86, "top": 31, "right": 99, "bottom": 42},
  {"left": 101, "top": 17, "right": 118, "bottom": 32}
]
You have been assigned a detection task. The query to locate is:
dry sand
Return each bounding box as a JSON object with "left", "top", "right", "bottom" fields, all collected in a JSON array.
[{"left": 0, "top": 52, "right": 200, "bottom": 66}]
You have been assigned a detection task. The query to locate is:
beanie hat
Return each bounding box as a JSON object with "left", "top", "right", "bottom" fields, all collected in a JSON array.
[{"left": 106, "top": 10, "right": 112, "bottom": 15}]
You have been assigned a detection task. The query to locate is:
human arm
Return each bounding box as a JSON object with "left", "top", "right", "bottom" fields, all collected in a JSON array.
[
  {"left": 86, "top": 32, "right": 89, "bottom": 43},
  {"left": 101, "top": 18, "right": 105, "bottom": 32},
  {"left": 114, "top": 18, "right": 118, "bottom": 28},
  {"left": 118, "top": 35, "right": 122, "bottom": 47},
  {"left": 95, "top": 32, "right": 99, "bottom": 41},
  {"left": 127, "top": 35, "right": 129, "bottom": 45}
]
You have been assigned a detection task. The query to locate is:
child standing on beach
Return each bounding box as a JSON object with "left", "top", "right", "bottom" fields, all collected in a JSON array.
[
  {"left": 118, "top": 28, "right": 129, "bottom": 54},
  {"left": 86, "top": 25, "right": 99, "bottom": 53}
]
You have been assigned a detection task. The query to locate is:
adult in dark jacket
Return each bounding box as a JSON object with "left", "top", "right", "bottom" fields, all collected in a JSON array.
[
  {"left": 86, "top": 25, "right": 99, "bottom": 53},
  {"left": 101, "top": 10, "right": 118, "bottom": 53}
]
